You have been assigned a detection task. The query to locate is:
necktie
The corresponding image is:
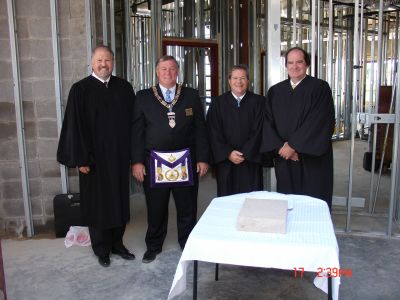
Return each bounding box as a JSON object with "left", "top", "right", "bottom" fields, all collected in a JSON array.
[
  {"left": 236, "top": 97, "right": 241, "bottom": 107},
  {"left": 104, "top": 81, "right": 108, "bottom": 88},
  {"left": 165, "top": 89, "right": 172, "bottom": 103},
  {"left": 291, "top": 83, "right": 296, "bottom": 89}
]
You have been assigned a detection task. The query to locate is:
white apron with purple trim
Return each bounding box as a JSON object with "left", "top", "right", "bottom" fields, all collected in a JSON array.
[{"left": 149, "top": 148, "right": 194, "bottom": 188}]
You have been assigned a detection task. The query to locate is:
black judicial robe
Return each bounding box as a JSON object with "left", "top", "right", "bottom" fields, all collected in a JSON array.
[
  {"left": 207, "top": 91, "right": 264, "bottom": 196},
  {"left": 57, "top": 75, "right": 135, "bottom": 229},
  {"left": 261, "top": 75, "right": 335, "bottom": 207},
  {"left": 131, "top": 84, "right": 209, "bottom": 168}
]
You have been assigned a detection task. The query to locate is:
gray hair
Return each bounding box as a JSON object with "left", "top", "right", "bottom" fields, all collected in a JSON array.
[
  {"left": 228, "top": 64, "right": 249, "bottom": 80},
  {"left": 91, "top": 45, "right": 114, "bottom": 58},
  {"left": 156, "top": 55, "right": 179, "bottom": 69}
]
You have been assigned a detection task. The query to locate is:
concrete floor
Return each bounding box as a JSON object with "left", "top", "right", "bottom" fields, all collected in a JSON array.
[
  {"left": 1, "top": 139, "right": 400, "bottom": 299},
  {"left": 331, "top": 140, "right": 400, "bottom": 236}
]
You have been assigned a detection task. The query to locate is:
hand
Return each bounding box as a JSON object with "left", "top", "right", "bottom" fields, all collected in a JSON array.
[
  {"left": 289, "top": 152, "right": 299, "bottom": 161},
  {"left": 132, "top": 163, "right": 146, "bottom": 182},
  {"left": 197, "top": 162, "right": 209, "bottom": 177},
  {"left": 278, "top": 142, "right": 296, "bottom": 160},
  {"left": 78, "top": 166, "right": 90, "bottom": 174},
  {"left": 228, "top": 150, "right": 245, "bottom": 164}
]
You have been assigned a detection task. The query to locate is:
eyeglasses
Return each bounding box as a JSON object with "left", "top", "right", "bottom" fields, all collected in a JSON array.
[{"left": 231, "top": 77, "right": 247, "bottom": 81}]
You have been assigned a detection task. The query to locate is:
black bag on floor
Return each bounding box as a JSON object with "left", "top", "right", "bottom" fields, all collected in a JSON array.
[
  {"left": 53, "top": 193, "right": 83, "bottom": 237},
  {"left": 363, "top": 151, "right": 380, "bottom": 172}
]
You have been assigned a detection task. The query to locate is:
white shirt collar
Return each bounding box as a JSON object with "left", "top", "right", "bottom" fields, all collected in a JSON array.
[
  {"left": 91, "top": 72, "right": 111, "bottom": 84},
  {"left": 159, "top": 84, "right": 176, "bottom": 99},
  {"left": 231, "top": 92, "right": 246, "bottom": 100},
  {"left": 290, "top": 75, "right": 306, "bottom": 88}
]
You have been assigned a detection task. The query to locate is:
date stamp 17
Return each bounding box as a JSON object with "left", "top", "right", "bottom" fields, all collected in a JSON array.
[{"left": 293, "top": 267, "right": 353, "bottom": 278}]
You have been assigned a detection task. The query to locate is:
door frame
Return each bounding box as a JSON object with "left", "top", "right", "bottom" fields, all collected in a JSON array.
[{"left": 162, "top": 37, "right": 219, "bottom": 97}]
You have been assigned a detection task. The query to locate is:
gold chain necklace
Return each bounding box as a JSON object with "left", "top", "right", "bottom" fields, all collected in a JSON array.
[
  {"left": 151, "top": 84, "right": 182, "bottom": 108},
  {"left": 151, "top": 84, "right": 182, "bottom": 128}
]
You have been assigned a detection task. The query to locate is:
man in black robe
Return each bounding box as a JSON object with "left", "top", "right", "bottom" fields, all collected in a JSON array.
[
  {"left": 57, "top": 45, "right": 136, "bottom": 267},
  {"left": 261, "top": 47, "right": 335, "bottom": 209},
  {"left": 131, "top": 55, "right": 209, "bottom": 263},
  {"left": 207, "top": 64, "right": 264, "bottom": 196}
]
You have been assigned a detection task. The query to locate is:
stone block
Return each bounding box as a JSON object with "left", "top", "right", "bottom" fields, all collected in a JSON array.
[
  {"left": 0, "top": 140, "right": 19, "bottom": 161},
  {"left": 59, "top": 38, "right": 71, "bottom": 59},
  {"left": 0, "top": 162, "right": 21, "bottom": 180},
  {"left": 0, "top": 102, "right": 15, "bottom": 122},
  {"left": 17, "top": 38, "right": 32, "bottom": 59},
  {"left": 0, "top": 81, "right": 14, "bottom": 103},
  {"left": 0, "top": 0, "right": 7, "bottom": 16},
  {"left": 42, "top": 177, "right": 62, "bottom": 196},
  {"left": 27, "top": 160, "right": 40, "bottom": 178},
  {"left": 68, "top": 175, "right": 79, "bottom": 193},
  {"left": 31, "top": 196, "right": 44, "bottom": 216},
  {"left": 38, "top": 138, "right": 58, "bottom": 159},
  {"left": 28, "top": 17, "right": 52, "bottom": 39},
  {"left": 44, "top": 195, "right": 55, "bottom": 216},
  {"left": 0, "top": 122, "right": 17, "bottom": 140},
  {"left": 38, "top": 120, "right": 58, "bottom": 139},
  {"left": 0, "top": 61, "right": 12, "bottom": 80},
  {"left": 15, "top": 0, "right": 50, "bottom": 17},
  {"left": 30, "top": 39, "right": 52, "bottom": 60},
  {"left": 62, "top": 79, "right": 74, "bottom": 99},
  {"left": 57, "top": 0, "right": 71, "bottom": 18},
  {"left": 26, "top": 140, "right": 38, "bottom": 160},
  {"left": 2, "top": 199, "right": 24, "bottom": 217},
  {"left": 61, "top": 58, "right": 72, "bottom": 79},
  {"left": 72, "top": 59, "right": 88, "bottom": 79},
  {"left": 70, "top": 37, "right": 87, "bottom": 58},
  {"left": 32, "top": 79, "right": 55, "bottom": 99},
  {"left": 2, "top": 181, "right": 23, "bottom": 199},
  {"left": 0, "top": 220, "right": 5, "bottom": 234},
  {"left": 0, "top": 19, "right": 9, "bottom": 39},
  {"left": 16, "top": 18, "right": 30, "bottom": 39},
  {"left": 29, "top": 179, "right": 42, "bottom": 198},
  {"left": 21, "top": 80, "right": 33, "bottom": 100},
  {"left": 24, "top": 121, "right": 37, "bottom": 140},
  {"left": 36, "top": 100, "right": 57, "bottom": 119},
  {"left": 2, "top": 218, "right": 27, "bottom": 237},
  {"left": 70, "top": 17, "right": 86, "bottom": 37},
  {"left": 67, "top": 167, "right": 78, "bottom": 177},
  {"left": 70, "top": 0, "right": 85, "bottom": 18},
  {"left": 58, "top": 17, "right": 71, "bottom": 37},
  {"left": 33, "top": 59, "right": 55, "bottom": 79},
  {"left": 20, "top": 59, "right": 33, "bottom": 78},
  {"left": 40, "top": 160, "right": 61, "bottom": 177},
  {"left": 0, "top": 38, "right": 11, "bottom": 59},
  {"left": 236, "top": 198, "right": 288, "bottom": 234},
  {"left": 22, "top": 101, "right": 35, "bottom": 120}
]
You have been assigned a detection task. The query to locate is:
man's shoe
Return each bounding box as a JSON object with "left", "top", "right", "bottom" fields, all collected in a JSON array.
[
  {"left": 112, "top": 246, "right": 136, "bottom": 260},
  {"left": 98, "top": 255, "right": 110, "bottom": 267},
  {"left": 142, "top": 249, "right": 161, "bottom": 263}
]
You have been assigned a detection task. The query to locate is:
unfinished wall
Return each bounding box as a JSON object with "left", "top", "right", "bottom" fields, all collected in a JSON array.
[{"left": 0, "top": 0, "right": 87, "bottom": 236}]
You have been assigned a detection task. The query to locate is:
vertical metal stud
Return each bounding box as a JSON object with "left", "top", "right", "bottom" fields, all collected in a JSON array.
[
  {"left": 346, "top": 0, "right": 361, "bottom": 232},
  {"left": 368, "top": 0, "right": 384, "bottom": 215},
  {"left": 311, "top": 0, "right": 316, "bottom": 77},
  {"left": 6, "top": 0, "right": 34, "bottom": 237},
  {"left": 85, "top": 0, "right": 93, "bottom": 75},
  {"left": 50, "top": 0, "right": 68, "bottom": 194},
  {"left": 110, "top": 0, "right": 116, "bottom": 75},
  {"left": 102, "top": 0, "right": 108, "bottom": 45}
]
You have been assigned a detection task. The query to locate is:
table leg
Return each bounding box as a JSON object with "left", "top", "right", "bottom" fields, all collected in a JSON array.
[
  {"left": 193, "top": 260, "right": 198, "bottom": 300},
  {"left": 328, "top": 276, "right": 332, "bottom": 300},
  {"left": 215, "top": 263, "right": 219, "bottom": 281}
]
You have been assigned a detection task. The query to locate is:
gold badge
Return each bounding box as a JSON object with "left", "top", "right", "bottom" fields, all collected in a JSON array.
[{"left": 185, "top": 108, "right": 193, "bottom": 116}]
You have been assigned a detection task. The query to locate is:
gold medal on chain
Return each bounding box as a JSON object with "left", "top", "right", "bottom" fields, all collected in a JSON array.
[{"left": 152, "top": 85, "right": 182, "bottom": 128}]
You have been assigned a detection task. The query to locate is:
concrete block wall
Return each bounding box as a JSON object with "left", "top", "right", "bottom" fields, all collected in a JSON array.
[{"left": 0, "top": 0, "right": 87, "bottom": 236}]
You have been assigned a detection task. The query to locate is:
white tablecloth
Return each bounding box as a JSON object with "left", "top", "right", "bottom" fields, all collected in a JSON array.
[{"left": 168, "top": 191, "right": 340, "bottom": 300}]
